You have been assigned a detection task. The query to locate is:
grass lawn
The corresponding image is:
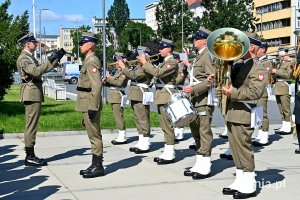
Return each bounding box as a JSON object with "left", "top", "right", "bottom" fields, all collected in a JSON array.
[{"left": 0, "top": 85, "right": 160, "bottom": 133}]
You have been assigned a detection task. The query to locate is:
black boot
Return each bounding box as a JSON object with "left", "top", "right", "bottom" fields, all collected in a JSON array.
[
  {"left": 82, "top": 155, "right": 104, "bottom": 178},
  {"left": 25, "top": 147, "right": 47, "bottom": 167}
]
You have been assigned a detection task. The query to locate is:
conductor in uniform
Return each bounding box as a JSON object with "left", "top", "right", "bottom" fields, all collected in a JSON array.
[
  {"left": 76, "top": 32, "right": 104, "bottom": 178},
  {"left": 221, "top": 32, "right": 265, "bottom": 199},
  {"left": 182, "top": 28, "right": 215, "bottom": 180},
  {"left": 16, "top": 32, "right": 65, "bottom": 167},
  {"left": 138, "top": 39, "right": 179, "bottom": 164}
]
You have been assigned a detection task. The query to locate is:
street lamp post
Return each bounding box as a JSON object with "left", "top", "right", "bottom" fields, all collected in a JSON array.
[
  {"left": 181, "top": 0, "right": 184, "bottom": 51},
  {"left": 39, "top": 8, "right": 49, "bottom": 63},
  {"left": 102, "top": 0, "right": 107, "bottom": 103},
  {"left": 32, "top": 0, "right": 36, "bottom": 57}
]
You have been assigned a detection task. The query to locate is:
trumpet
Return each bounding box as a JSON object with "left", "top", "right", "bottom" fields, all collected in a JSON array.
[{"left": 106, "top": 53, "right": 161, "bottom": 69}]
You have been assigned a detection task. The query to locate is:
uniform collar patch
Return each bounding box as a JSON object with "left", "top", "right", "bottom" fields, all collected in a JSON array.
[
  {"left": 258, "top": 74, "right": 264, "bottom": 81},
  {"left": 92, "top": 67, "right": 97, "bottom": 73}
]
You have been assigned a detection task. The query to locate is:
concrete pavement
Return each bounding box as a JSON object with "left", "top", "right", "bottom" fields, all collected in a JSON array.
[{"left": 1, "top": 125, "right": 300, "bottom": 200}]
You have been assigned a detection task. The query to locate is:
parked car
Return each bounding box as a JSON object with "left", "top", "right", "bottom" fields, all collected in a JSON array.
[
  {"left": 43, "top": 68, "right": 63, "bottom": 81},
  {"left": 62, "top": 62, "right": 80, "bottom": 84}
]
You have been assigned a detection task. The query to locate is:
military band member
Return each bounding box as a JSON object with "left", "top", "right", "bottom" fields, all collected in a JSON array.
[
  {"left": 173, "top": 51, "right": 188, "bottom": 142},
  {"left": 221, "top": 32, "right": 265, "bottom": 199},
  {"left": 76, "top": 32, "right": 104, "bottom": 178},
  {"left": 104, "top": 52, "right": 129, "bottom": 145},
  {"left": 16, "top": 32, "right": 65, "bottom": 167},
  {"left": 294, "top": 52, "right": 300, "bottom": 154},
  {"left": 252, "top": 40, "right": 271, "bottom": 146},
  {"left": 273, "top": 48, "right": 294, "bottom": 135},
  {"left": 138, "top": 39, "right": 179, "bottom": 164},
  {"left": 182, "top": 27, "right": 215, "bottom": 179},
  {"left": 118, "top": 46, "right": 153, "bottom": 154}
]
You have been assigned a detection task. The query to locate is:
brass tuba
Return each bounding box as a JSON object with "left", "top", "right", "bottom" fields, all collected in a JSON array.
[{"left": 207, "top": 28, "right": 250, "bottom": 115}]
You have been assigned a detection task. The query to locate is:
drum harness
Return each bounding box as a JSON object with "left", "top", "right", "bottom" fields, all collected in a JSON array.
[{"left": 185, "top": 56, "right": 209, "bottom": 117}]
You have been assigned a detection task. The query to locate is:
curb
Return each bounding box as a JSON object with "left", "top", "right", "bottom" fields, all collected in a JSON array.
[{"left": 0, "top": 127, "right": 163, "bottom": 139}]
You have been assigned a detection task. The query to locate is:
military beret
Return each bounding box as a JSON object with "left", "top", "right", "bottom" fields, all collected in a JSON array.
[
  {"left": 243, "top": 32, "right": 261, "bottom": 47},
  {"left": 79, "top": 32, "right": 97, "bottom": 46},
  {"left": 192, "top": 27, "right": 212, "bottom": 40},
  {"left": 260, "top": 41, "right": 268, "bottom": 49},
  {"left": 173, "top": 51, "right": 180, "bottom": 60},
  {"left": 159, "top": 38, "right": 174, "bottom": 49},
  {"left": 18, "top": 32, "right": 38, "bottom": 45}
]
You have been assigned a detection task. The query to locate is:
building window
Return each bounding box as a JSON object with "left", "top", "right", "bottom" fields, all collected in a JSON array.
[{"left": 267, "top": 37, "right": 290, "bottom": 47}]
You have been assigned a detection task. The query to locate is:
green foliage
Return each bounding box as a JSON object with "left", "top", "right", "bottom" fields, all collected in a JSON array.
[
  {"left": 119, "top": 21, "right": 156, "bottom": 53},
  {"left": 70, "top": 25, "right": 91, "bottom": 61},
  {"left": 106, "top": 0, "right": 130, "bottom": 49},
  {"left": 156, "top": 0, "right": 199, "bottom": 50},
  {"left": 200, "top": 0, "right": 258, "bottom": 32},
  {"left": 0, "top": 0, "right": 29, "bottom": 100},
  {"left": 0, "top": 85, "right": 160, "bottom": 133}
]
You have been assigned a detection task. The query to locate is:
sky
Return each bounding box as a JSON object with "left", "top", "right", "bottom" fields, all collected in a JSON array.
[{"left": 3, "top": 0, "right": 157, "bottom": 35}]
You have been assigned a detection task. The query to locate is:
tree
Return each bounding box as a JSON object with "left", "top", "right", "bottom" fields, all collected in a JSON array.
[
  {"left": 0, "top": 0, "right": 29, "bottom": 100},
  {"left": 119, "top": 21, "right": 157, "bottom": 53},
  {"left": 106, "top": 0, "right": 130, "bottom": 49},
  {"left": 70, "top": 25, "right": 91, "bottom": 61},
  {"left": 199, "top": 0, "right": 258, "bottom": 32},
  {"left": 155, "top": 0, "right": 199, "bottom": 51}
]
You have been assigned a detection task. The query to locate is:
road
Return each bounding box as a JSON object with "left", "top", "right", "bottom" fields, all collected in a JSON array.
[{"left": 65, "top": 83, "right": 294, "bottom": 127}]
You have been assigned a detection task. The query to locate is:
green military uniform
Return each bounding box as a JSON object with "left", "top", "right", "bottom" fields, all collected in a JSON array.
[
  {"left": 256, "top": 55, "right": 271, "bottom": 132},
  {"left": 122, "top": 64, "right": 153, "bottom": 137},
  {"left": 17, "top": 32, "right": 65, "bottom": 167},
  {"left": 142, "top": 56, "right": 178, "bottom": 145},
  {"left": 274, "top": 58, "right": 293, "bottom": 128},
  {"left": 226, "top": 58, "right": 265, "bottom": 172},
  {"left": 17, "top": 50, "right": 57, "bottom": 148},
  {"left": 76, "top": 52, "right": 103, "bottom": 156},
  {"left": 189, "top": 48, "right": 215, "bottom": 156},
  {"left": 105, "top": 67, "right": 128, "bottom": 131}
]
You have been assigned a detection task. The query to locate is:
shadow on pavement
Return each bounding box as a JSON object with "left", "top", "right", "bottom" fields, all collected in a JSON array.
[
  {"left": 0, "top": 145, "right": 60, "bottom": 200},
  {"left": 253, "top": 133, "right": 283, "bottom": 153},
  {"left": 105, "top": 156, "right": 145, "bottom": 175},
  {"left": 0, "top": 176, "right": 60, "bottom": 200},
  {"left": 255, "top": 168, "right": 285, "bottom": 194},
  {"left": 46, "top": 147, "right": 90, "bottom": 162}
]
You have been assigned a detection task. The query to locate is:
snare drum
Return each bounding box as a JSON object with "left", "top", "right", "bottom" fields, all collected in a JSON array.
[{"left": 165, "top": 95, "right": 197, "bottom": 127}]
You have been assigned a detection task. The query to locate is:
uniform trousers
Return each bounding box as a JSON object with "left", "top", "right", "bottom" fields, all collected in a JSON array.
[
  {"left": 131, "top": 100, "right": 150, "bottom": 136},
  {"left": 24, "top": 101, "right": 41, "bottom": 147},
  {"left": 257, "top": 96, "right": 269, "bottom": 131},
  {"left": 111, "top": 103, "right": 125, "bottom": 130},
  {"left": 83, "top": 111, "right": 103, "bottom": 156},
  {"left": 157, "top": 104, "right": 175, "bottom": 145},
  {"left": 227, "top": 122, "right": 255, "bottom": 172},
  {"left": 276, "top": 94, "right": 291, "bottom": 121},
  {"left": 189, "top": 105, "right": 214, "bottom": 156}
]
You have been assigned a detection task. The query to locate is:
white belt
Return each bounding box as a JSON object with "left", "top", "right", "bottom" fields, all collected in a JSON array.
[
  {"left": 277, "top": 79, "right": 289, "bottom": 82},
  {"left": 238, "top": 100, "right": 257, "bottom": 104},
  {"left": 189, "top": 81, "right": 202, "bottom": 86},
  {"left": 110, "top": 87, "right": 124, "bottom": 91},
  {"left": 156, "top": 84, "right": 175, "bottom": 89},
  {"left": 136, "top": 83, "right": 149, "bottom": 89},
  {"left": 131, "top": 82, "right": 149, "bottom": 89}
]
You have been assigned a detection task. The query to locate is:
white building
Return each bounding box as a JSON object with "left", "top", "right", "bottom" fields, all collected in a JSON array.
[
  {"left": 145, "top": 1, "right": 159, "bottom": 31},
  {"left": 59, "top": 27, "right": 77, "bottom": 53},
  {"left": 37, "top": 34, "right": 59, "bottom": 50},
  {"left": 186, "top": 0, "right": 205, "bottom": 18}
]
